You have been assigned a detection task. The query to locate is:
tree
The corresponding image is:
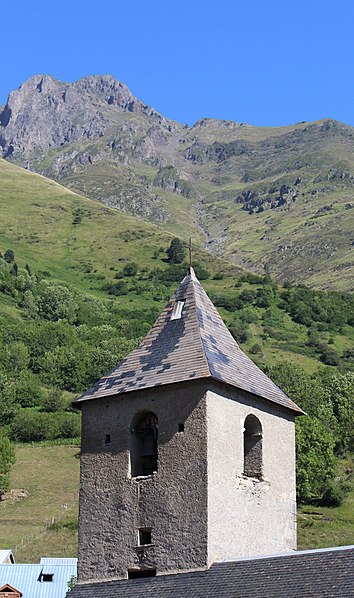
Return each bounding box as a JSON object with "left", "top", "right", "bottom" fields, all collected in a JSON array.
[
  {"left": 4, "top": 249, "right": 14, "bottom": 263},
  {"left": 0, "top": 433, "right": 15, "bottom": 494},
  {"left": 13, "top": 371, "right": 44, "bottom": 408},
  {"left": 166, "top": 238, "right": 185, "bottom": 264},
  {"left": 264, "top": 361, "right": 339, "bottom": 503},
  {"left": 38, "top": 284, "right": 77, "bottom": 322},
  {"left": 296, "top": 416, "right": 336, "bottom": 503},
  {"left": 0, "top": 372, "right": 18, "bottom": 425}
]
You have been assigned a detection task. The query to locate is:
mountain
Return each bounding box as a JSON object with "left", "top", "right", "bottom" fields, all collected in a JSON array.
[{"left": 1, "top": 75, "right": 353, "bottom": 290}]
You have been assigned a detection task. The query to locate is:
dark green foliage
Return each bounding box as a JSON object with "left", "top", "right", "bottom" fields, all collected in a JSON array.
[
  {"left": 10, "top": 262, "right": 18, "bottom": 276},
  {"left": 265, "top": 362, "right": 354, "bottom": 504},
  {"left": 249, "top": 343, "right": 263, "bottom": 355},
  {"left": 72, "top": 207, "right": 82, "bottom": 225},
  {"left": 319, "top": 344, "right": 341, "bottom": 366},
  {"left": 154, "top": 264, "right": 187, "bottom": 283},
  {"left": 295, "top": 416, "right": 336, "bottom": 503},
  {"left": 166, "top": 238, "right": 185, "bottom": 264},
  {"left": 229, "top": 320, "right": 249, "bottom": 343},
  {"left": 4, "top": 249, "right": 14, "bottom": 263},
  {"left": 256, "top": 284, "right": 276, "bottom": 308},
  {"left": 41, "top": 388, "right": 65, "bottom": 413},
  {"left": 192, "top": 263, "right": 210, "bottom": 280},
  {"left": 37, "top": 283, "right": 77, "bottom": 322},
  {"left": 0, "top": 432, "right": 15, "bottom": 494},
  {"left": 320, "top": 481, "right": 345, "bottom": 507},
  {"left": 281, "top": 287, "right": 354, "bottom": 331},
  {"left": 13, "top": 371, "right": 44, "bottom": 408},
  {"left": 122, "top": 262, "right": 138, "bottom": 277},
  {"left": 103, "top": 280, "right": 128, "bottom": 296},
  {"left": 50, "top": 519, "right": 78, "bottom": 531},
  {"left": 0, "top": 372, "right": 18, "bottom": 425},
  {"left": 11, "top": 410, "right": 81, "bottom": 442}
]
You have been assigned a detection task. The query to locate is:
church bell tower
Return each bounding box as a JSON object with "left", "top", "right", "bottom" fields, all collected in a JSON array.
[{"left": 74, "top": 268, "right": 302, "bottom": 582}]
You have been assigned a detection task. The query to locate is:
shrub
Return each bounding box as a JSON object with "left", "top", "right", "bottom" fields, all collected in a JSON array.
[
  {"left": 57, "top": 412, "right": 81, "bottom": 439},
  {"left": 249, "top": 343, "right": 263, "bottom": 355},
  {"left": 193, "top": 263, "right": 210, "bottom": 280},
  {"left": 41, "top": 388, "right": 65, "bottom": 413},
  {"left": 320, "top": 481, "right": 344, "bottom": 507},
  {"left": 11, "top": 411, "right": 60, "bottom": 442},
  {"left": 166, "top": 238, "right": 185, "bottom": 264},
  {"left": 11, "top": 410, "right": 81, "bottom": 442},
  {"left": 122, "top": 262, "right": 138, "bottom": 277},
  {"left": 229, "top": 320, "right": 249, "bottom": 343}
]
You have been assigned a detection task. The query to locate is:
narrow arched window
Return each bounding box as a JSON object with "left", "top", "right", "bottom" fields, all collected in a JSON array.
[
  {"left": 243, "top": 414, "right": 263, "bottom": 479},
  {"left": 130, "top": 412, "right": 158, "bottom": 477}
]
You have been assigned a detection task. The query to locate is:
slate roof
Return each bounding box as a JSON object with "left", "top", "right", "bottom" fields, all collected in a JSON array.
[
  {"left": 67, "top": 546, "right": 354, "bottom": 598},
  {"left": 74, "top": 268, "right": 302, "bottom": 414}
]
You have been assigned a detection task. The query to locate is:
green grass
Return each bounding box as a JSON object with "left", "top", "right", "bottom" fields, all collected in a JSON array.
[{"left": 0, "top": 446, "right": 79, "bottom": 562}]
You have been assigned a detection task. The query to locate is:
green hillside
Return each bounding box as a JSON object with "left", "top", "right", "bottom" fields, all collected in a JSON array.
[
  {"left": 27, "top": 118, "right": 354, "bottom": 290},
  {"left": 0, "top": 159, "right": 353, "bottom": 560},
  {"left": 1, "top": 75, "right": 353, "bottom": 290}
]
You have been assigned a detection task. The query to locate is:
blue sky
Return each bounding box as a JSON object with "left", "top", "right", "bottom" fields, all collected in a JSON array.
[{"left": 3, "top": 0, "right": 354, "bottom": 127}]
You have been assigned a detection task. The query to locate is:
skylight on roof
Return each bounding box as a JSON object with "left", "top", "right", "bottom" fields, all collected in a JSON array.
[{"left": 171, "top": 301, "right": 184, "bottom": 320}]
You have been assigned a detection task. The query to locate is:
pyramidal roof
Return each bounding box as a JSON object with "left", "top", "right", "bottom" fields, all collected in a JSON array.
[{"left": 74, "top": 268, "right": 302, "bottom": 413}]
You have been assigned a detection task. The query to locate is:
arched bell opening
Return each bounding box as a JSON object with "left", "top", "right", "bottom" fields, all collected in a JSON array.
[
  {"left": 130, "top": 411, "right": 158, "bottom": 477},
  {"left": 243, "top": 414, "right": 263, "bottom": 479}
]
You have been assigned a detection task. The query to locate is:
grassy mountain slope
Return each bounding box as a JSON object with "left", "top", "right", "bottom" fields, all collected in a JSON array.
[
  {"left": 1, "top": 75, "right": 353, "bottom": 289},
  {"left": 0, "top": 157, "right": 175, "bottom": 297},
  {"left": 1, "top": 157, "right": 353, "bottom": 373},
  {"left": 0, "top": 159, "right": 353, "bottom": 561}
]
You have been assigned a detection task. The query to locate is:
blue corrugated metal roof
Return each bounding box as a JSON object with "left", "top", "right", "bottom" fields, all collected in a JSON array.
[{"left": 0, "top": 564, "right": 77, "bottom": 598}]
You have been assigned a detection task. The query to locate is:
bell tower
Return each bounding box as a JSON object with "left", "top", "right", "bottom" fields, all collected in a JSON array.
[{"left": 74, "top": 268, "right": 302, "bottom": 582}]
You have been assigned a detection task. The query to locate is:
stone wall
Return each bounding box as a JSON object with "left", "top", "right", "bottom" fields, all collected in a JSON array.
[{"left": 78, "top": 380, "right": 209, "bottom": 581}]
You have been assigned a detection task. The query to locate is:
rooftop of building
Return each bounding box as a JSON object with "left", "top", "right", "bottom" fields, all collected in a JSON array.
[
  {"left": 0, "top": 560, "right": 77, "bottom": 598},
  {"left": 68, "top": 546, "right": 354, "bottom": 598},
  {"left": 74, "top": 267, "right": 302, "bottom": 414},
  {"left": 0, "top": 550, "right": 15, "bottom": 564}
]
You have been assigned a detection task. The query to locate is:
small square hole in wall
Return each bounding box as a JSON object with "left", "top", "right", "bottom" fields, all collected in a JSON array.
[
  {"left": 42, "top": 574, "right": 54, "bottom": 582},
  {"left": 138, "top": 528, "right": 152, "bottom": 546},
  {"left": 104, "top": 434, "right": 111, "bottom": 445},
  {"left": 178, "top": 423, "right": 185, "bottom": 433},
  {"left": 128, "top": 568, "right": 156, "bottom": 579}
]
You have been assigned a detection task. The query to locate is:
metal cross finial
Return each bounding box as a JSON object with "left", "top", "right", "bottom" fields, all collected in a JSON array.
[{"left": 188, "top": 238, "right": 192, "bottom": 268}]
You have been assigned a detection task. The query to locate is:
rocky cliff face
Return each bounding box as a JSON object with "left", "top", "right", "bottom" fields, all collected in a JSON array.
[
  {"left": 0, "top": 74, "right": 174, "bottom": 158},
  {"left": 1, "top": 75, "right": 353, "bottom": 290}
]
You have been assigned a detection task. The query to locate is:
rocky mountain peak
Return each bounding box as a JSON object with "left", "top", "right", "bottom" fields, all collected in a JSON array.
[{"left": 0, "top": 74, "right": 168, "bottom": 158}]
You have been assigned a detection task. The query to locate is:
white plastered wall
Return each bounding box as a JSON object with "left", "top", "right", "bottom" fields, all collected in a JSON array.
[{"left": 206, "top": 385, "right": 297, "bottom": 563}]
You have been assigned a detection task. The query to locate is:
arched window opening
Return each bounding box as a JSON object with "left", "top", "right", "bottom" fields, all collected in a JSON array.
[
  {"left": 243, "top": 414, "right": 263, "bottom": 479},
  {"left": 130, "top": 412, "right": 158, "bottom": 477}
]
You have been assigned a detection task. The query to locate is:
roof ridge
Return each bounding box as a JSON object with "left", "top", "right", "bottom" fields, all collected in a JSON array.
[
  {"left": 188, "top": 273, "right": 212, "bottom": 378},
  {"left": 214, "top": 544, "right": 354, "bottom": 565}
]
